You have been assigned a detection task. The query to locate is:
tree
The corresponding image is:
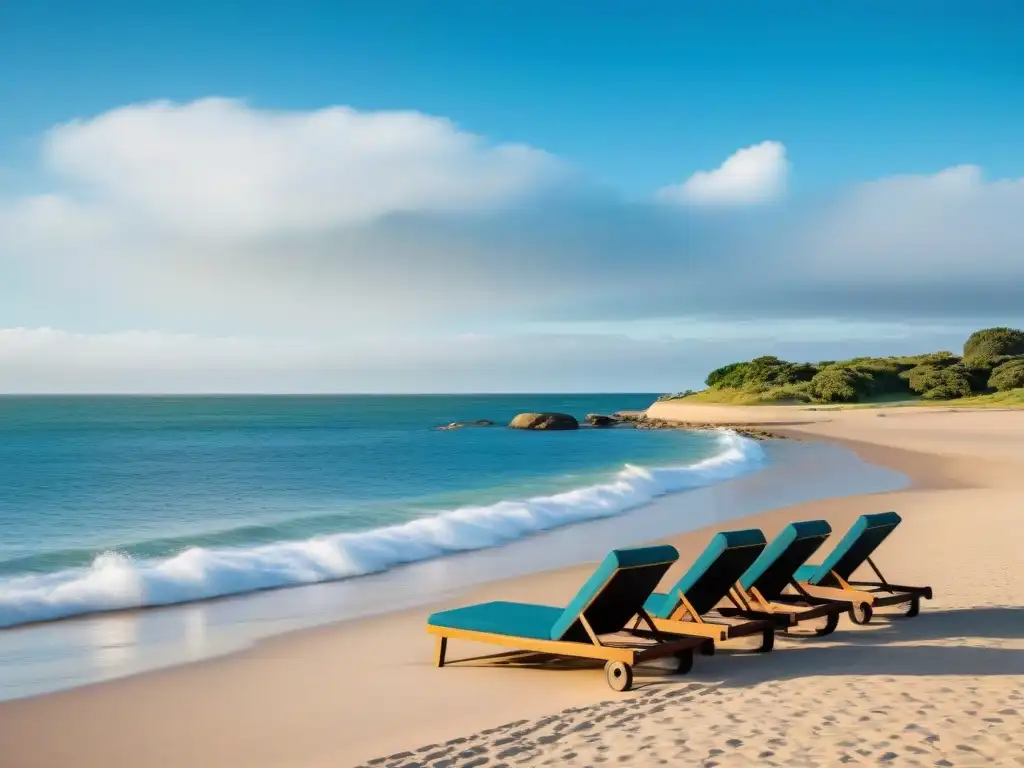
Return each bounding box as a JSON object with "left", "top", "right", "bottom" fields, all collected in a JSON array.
[
  {"left": 989, "top": 358, "right": 1024, "bottom": 392},
  {"left": 963, "top": 327, "right": 1024, "bottom": 363}
]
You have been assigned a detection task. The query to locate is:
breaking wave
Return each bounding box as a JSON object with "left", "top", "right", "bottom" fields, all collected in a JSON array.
[{"left": 0, "top": 430, "right": 764, "bottom": 628}]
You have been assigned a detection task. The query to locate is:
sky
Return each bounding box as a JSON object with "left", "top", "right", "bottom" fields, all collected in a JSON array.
[{"left": 1, "top": 1, "right": 1023, "bottom": 393}]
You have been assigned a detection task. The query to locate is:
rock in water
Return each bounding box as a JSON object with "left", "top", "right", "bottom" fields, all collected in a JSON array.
[
  {"left": 508, "top": 412, "right": 579, "bottom": 430},
  {"left": 585, "top": 413, "right": 618, "bottom": 427},
  {"left": 434, "top": 419, "right": 494, "bottom": 430}
]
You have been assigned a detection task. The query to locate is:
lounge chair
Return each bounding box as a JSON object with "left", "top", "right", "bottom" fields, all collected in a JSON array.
[
  {"left": 716, "top": 520, "right": 852, "bottom": 636},
  {"left": 640, "top": 529, "right": 781, "bottom": 652},
  {"left": 427, "top": 545, "right": 710, "bottom": 691},
  {"left": 793, "top": 511, "right": 933, "bottom": 624}
]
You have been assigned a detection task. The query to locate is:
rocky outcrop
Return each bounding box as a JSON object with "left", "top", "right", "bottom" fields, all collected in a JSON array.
[
  {"left": 508, "top": 412, "right": 579, "bottom": 431},
  {"left": 585, "top": 413, "right": 619, "bottom": 427},
  {"left": 615, "top": 412, "right": 780, "bottom": 440}
]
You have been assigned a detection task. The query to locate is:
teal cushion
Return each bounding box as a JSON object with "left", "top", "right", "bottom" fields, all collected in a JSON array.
[
  {"left": 643, "top": 591, "right": 674, "bottom": 617},
  {"left": 548, "top": 544, "right": 679, "bottom": 641},
  {"left": 793, "top": 563, "right": 819, "bottom": 582},
  {"left": 648, "top": 529, "right": 767, "bottom": 619},
  {"left": 739, "top": 520, "right": 832, "bottom": 598},
  {"left": 802, "top": 511, "right": 902, "bottom": 586},
  {"left": 428, "top": 601, "right": 563, "bottom": 640}
]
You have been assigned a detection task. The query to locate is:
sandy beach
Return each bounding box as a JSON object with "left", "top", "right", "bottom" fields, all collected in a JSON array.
[{"left": 2, "top": 404, "right": 1023, "bottom": 767}]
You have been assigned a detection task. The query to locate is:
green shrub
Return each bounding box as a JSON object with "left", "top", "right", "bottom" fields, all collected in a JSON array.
[
  {"left": 809, "top": 366, "right": 871, "bottom": 403},
  {"left": 895, "top": 351, "right": 959, "bottom": 367},
  {"left": 705, "top": 362, "right": 748, "bottom": 388},
  {"left": 962, "top": 362, "right": 997, "bottom": 393},
  {"left": 905, "top": 364, "right": 973, "bottom": 400},
  {"left": 904, "top": 365, "right": 934, "bottom": 393},
  {"left": 865, "top": 369, "right": 912, "bottom": 396},
  {"left": 816, "top": 358, "right": 916, "bottom": 399},
  {"left": 989, "top": 358, "right": 1024, "bottom": 392},
  {"left": 690, "top": 328, "right": 1022, "bottom": 406},
  {"left": 764, "top": 382, "right": 814, "bottom": 403},
  {"left": 845, "top": 362, "right": 911, "bottom": 397},
  {"left": 963, "top": 328, "right": 1024, "bottom": 363},
  {"left": 705, "top": 357, "right": 817, "bottom": 390}
]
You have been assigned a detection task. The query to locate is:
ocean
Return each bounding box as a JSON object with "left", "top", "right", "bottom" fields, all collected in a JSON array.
[{"left": 0, "top": 395, "right": 764, "bottom": 629}]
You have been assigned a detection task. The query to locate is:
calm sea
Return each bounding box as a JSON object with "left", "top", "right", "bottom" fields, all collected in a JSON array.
[{"left": 0, "top": 395, "right": 764, "bottom": 628}]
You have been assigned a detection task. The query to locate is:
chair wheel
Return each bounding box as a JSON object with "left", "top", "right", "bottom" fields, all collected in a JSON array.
[
  {"left": 605, "top": 660, "right": 634, "bottom": 692},
  {"left": 905, "top": 596, "right": 921, "bottom": 618},
  {"left": 814, "top": 612, "right": 841, "bottom": 637},
  {"left": 757, "top": 629, "right": 775, "bottom": 653},
  {"left": 849, "top": 602, "right": 873, "bottom": 625},
  {"left": 674, "top": 649, "right": 694, "bottom": 675}
]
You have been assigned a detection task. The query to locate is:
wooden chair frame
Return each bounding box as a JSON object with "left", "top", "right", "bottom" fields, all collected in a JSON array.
[
  {"left": 429, "top": 607, "right": 705, "bottom": 669},
  {"left": 797, "top": 556, "right": 933, "bottom": 609},
  {"left": 428, "top": 557, "right": 709, "bottom": 689},
  {"left": 646, "top": 587, "right": 778, "bottom": 645},
  {"left": 716, "top": 578, "right": 849, "bottom": 629}
]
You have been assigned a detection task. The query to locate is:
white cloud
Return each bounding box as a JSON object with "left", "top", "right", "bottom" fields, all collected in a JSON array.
[
  {"left": 1, "top": 99, "right": 1024, "bottom": 364},
  {"left": 796, "top": 164, "right": 1024, "bottom": 277},
  {"left": 0, "top": 99, "right": 577, "bottom": 330},
  {"left": 35, "top": 98, "right": 564, "bottom": 239},
  {"left": 658, "top": 140, "right": 789, "bottom": 205}
]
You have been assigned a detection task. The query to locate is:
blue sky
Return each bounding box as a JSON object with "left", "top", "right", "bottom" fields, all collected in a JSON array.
[
  {"left": 1, "top": 2, "right": 1023, "bottom": 391},
  {"left": 4, "top": 1, "right": 1023, "bottom": 194}
]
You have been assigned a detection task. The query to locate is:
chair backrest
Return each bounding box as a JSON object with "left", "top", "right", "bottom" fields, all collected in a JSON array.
[
  {"left": 806, "top": 511, "right": 902, "bottom": 585},
  {"left": 739, "top": 520, "right": 832, "bottom": 599},
  {"left": 549, "top": 545, "right": 679, "bottom": 641},
  {"left": 652, "top": 529, "right": 767, "bottom": 619}
]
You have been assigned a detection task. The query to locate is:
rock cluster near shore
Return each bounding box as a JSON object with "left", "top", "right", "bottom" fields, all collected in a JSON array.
[
  {"left": 436, "top": 410, "right": 782, "bottom": 438},
  {"left": 614, "top": 412, "right": 782, "bottom": 440}
]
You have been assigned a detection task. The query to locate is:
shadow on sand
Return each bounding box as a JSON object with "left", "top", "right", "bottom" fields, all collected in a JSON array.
[{"left": 436, "top": 606, "right": 1024, "bottom": 690}]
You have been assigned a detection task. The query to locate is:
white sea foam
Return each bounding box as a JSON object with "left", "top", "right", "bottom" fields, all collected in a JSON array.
[{"left": 0, "top": 430, "right": 765, "bottom": 628}]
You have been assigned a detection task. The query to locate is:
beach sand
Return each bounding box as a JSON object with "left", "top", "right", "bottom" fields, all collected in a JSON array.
[{"left": 1, "top": 405, "right": 1023, "bottom": 767}]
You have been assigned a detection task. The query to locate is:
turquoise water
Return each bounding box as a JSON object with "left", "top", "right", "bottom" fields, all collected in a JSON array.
[{"left": 0, "top": 395, "right": 763, "bottom": 627}]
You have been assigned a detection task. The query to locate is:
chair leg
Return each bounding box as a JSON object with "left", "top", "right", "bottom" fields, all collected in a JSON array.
[{"left": 435, "top": 636, "right": 448, "bottom": 668}]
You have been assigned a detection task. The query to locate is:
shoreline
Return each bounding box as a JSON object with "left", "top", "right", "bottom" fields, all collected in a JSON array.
[
  {"left": 0, "top": 424, "right": 746, "bottom": 633},
  {"left": 1, "top": 405, "right": 1022, "bottom": 766},
  {"left": 0, "top": 436, "right": 900, "bottom": 703}
]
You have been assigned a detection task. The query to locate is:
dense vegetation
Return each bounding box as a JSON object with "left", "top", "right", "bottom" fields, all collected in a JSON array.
[{"left": 667, "top": 327, "right": 1024, "bottom": 405}]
